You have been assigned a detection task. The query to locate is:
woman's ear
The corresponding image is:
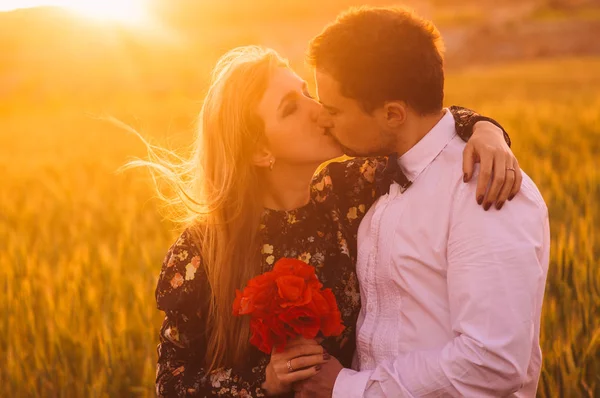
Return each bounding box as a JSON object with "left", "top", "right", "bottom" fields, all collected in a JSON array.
[
  {"left": 252, "top": 146, "right": 274, "bottom": 169},
  {"left": 383, "top": 101, "right": 407, "bottom": 128}
]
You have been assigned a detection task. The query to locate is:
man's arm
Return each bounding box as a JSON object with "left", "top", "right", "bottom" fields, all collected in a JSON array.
[{"left": 332, "top": 178, "right": 549, "bottom": 398}]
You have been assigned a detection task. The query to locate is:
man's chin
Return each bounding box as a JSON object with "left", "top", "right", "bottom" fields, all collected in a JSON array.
[
  {"left": 332, "top": 135, "right": 382, "bottom": 157},
  {"left": 341, "top": 146, "right": 380, "bottom": 158},
  {"left": 339, "top": 144, "right": 361, "bottom": 157},
  {"left": 342, "top": 149, "right": 360, "bottom": 157}
]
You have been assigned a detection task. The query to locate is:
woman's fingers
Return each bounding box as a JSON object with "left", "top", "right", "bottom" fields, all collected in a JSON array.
[
  {"left": 495, "top": 162, "right": 517, "bottom": 209},
  {"left": 509, "top": 160, "right": 523, "bottom": 201},
  {"left": 288, "top": 353, "right": 329, "bottom": 372},
  {"left": 283, "top": 343, "right": 324, "bottom": 360},
  {"left": 483, "top": 153, "right": 506, "bottom": 210},
  {"left": 269, "top": 340, "right": 327, "bottom": 391},
  {"left": 272, "top": 343, "right": 324, "bottom": 371},
  {"left": 475, "top": 150, "right": 494, "bottom": 206},
  {"left": 273, "top": 345, "right": 327, "bottom": 379},
  {"left": 495, "top": 175, "right": 515, "bottom": 210},
  {"left": 462, "top": 142, "right": 476, "bottom": 183},
  {"left": 272, "top": 339, "right": 320, "bottom": 358},
  {"left": 280, "top": 365, "right": 322, "bottom": 385},
  {"left": 468, "top": 145, "right": 522, "bottom": 209},
  {"left": 265, "top": 340, "right": 326, "bottom": 395}
]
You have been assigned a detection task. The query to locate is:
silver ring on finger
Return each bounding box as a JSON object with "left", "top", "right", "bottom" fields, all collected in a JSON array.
[
  {"left": 286, "top": 359, "right": 294, "bottom": 373},
  {"left": 506, "top": 167, "right": 516, "bottom": 173}
]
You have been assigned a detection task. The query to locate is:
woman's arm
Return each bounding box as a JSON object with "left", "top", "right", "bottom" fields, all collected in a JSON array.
[
  {"left": 155, "top": 229, "right": 268, "bottom": 397},
  {"left": 451, "top": 105, "right": 523, "bottom": 210},
  {"left": 451, "top": 105, "right": 511, "bottom": 148},
  {"left": 156, "top": 309, "right": 269, "bottom": 397},
  {"left": 310, "top": 106, "right": 518, "bottom": 227}
]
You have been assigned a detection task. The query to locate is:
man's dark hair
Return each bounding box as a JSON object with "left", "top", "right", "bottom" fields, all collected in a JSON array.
[{"left": 307, "top": 6, "right": 445, "bottom": 115}]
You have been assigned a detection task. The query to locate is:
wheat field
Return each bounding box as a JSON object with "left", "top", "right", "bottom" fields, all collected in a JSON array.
[{"left": 1, "top": 55, "right": 599, "bottom": 397}]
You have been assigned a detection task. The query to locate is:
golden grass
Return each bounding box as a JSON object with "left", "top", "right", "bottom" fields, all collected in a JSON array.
[{"left": 1, "top": 56, "right": 598, "bottom": 397}]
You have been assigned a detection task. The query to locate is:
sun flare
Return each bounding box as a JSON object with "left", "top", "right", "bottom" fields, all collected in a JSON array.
[{"left": 0, "top": 0, "right": 148, "bottom": 24}]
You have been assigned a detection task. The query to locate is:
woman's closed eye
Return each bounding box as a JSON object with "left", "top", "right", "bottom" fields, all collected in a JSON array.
[
  {"left": 282, "top": 100, "right": 298, "bottom": 117},
  {"left": 281, "top": 83, "right": 316, "bottom": 117},
  {"left": 282, "top": 91, "right": 315, "bottom": 117}
]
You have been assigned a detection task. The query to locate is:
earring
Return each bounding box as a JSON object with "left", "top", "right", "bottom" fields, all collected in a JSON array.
[{"left": 269, "top": 158, "right": 275, "bottom": 171}]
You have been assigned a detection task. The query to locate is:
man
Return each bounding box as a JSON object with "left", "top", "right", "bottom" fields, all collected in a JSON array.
[{"left": 295, "top": 6, "right": 550, "bottom": 397}]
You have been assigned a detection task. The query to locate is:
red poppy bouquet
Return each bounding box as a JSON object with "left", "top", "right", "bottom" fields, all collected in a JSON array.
[{"left": 232, "top": 258, "right": 345, "bottom": 354}]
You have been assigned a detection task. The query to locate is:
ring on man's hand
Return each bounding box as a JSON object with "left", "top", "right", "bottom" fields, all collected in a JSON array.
[
  {"left": 506, "top": 167, "right": 516, "bottom": 173},
  {"left": 287, "top": 359, "right": 294, "bottom": 372}
]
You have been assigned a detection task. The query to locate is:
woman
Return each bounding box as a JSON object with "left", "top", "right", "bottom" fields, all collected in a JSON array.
[{"left": 141, "top": 46, "right": 518, "bottom": 397}]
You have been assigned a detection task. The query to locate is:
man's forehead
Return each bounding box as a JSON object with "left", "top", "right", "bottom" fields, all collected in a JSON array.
[
  {"left": 315, "top": 69, "right": 335, "bottom": 86},
  {"left": 314, "top": 69, "right": 341, "bottom": 100}
]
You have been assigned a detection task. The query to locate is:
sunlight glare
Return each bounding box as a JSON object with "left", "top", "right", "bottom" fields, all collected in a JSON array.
[{"left": 0, "top": 0, "right": 148, "bottom": 24}]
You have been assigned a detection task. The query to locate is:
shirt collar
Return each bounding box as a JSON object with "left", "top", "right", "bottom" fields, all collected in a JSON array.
[{"left": 397, "top": 108, "right": 456, "bottom": 182}]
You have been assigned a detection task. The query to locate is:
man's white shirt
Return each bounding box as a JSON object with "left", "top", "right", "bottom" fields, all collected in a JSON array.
[{"left": 333, "top": 110, "right": 550, "bottom": 397}]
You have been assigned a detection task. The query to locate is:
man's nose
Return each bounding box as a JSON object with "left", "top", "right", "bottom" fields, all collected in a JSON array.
[{"left": 316, "top": 107, "right": 334, "bottom": 129}]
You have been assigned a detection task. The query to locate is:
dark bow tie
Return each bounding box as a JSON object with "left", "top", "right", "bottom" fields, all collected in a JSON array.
[{"left": 375, "top": 153, "right": 412, "bottom": 196}]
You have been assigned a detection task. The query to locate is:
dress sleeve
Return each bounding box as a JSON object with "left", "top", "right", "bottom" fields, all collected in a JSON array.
[
  {"left": 155, "top": 229, "right": 269, "bottom": 397},
  {"left": 449, "top": 105, "right": 512, "bottom": 147}
]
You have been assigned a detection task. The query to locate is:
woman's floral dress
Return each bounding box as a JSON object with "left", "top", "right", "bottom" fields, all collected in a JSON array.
[{"left": 154, "top": 107, "right": 510, "bottom": 397}]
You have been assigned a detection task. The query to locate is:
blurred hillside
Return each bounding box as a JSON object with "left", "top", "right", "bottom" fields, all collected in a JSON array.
[{"left": 1, "top": 0, "right": 599, "bottom": 112}]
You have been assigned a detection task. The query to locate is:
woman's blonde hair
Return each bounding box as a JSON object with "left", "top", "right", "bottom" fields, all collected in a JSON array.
[{"left": 126, "top": 46, "right": 288, "bottom": 370}]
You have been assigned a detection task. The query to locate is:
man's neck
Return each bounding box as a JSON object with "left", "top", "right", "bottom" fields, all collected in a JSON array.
[
  {"left": 260, "top": 162, "right": 318, "bottom": 211},
  {"left": 394, "top": 109, "right": 446, "bottom": 156}
]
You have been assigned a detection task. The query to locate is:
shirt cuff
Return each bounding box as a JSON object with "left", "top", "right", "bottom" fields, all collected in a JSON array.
[{"left": 333, "top": 368, "right": 373, "bottom": 398}]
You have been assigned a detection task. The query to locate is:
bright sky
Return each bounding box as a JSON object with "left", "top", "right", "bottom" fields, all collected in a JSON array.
[{"left": 0, "top": 0, "right": 148, "bottom": 24}]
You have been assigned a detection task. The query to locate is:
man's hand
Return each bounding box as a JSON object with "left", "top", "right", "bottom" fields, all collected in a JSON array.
[
  {"left": 463, "top": 121, "right": 523, "bottom": 211},
  {"left": 293, "top": 355, "right": 343, "bottom": 398}
]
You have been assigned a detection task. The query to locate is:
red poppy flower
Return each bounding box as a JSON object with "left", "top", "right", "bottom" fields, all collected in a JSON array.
[{"left": 234, "top": 257, "right": 345, "bottom": 353}]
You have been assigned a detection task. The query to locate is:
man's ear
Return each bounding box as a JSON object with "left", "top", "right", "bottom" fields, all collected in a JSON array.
[
  {"left": 252, "top": 145, "right": 274, "bottom": 169},
  {"left": 383, "top": 101, "right": 407, "bottom": 128}
]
